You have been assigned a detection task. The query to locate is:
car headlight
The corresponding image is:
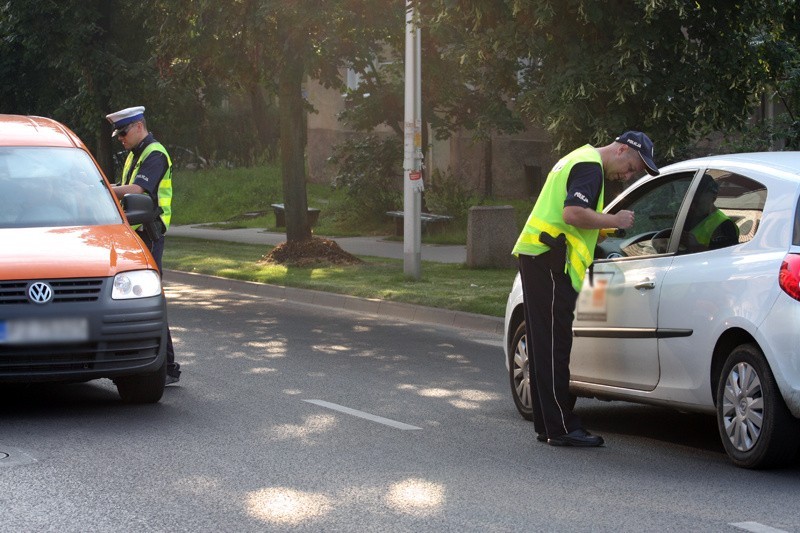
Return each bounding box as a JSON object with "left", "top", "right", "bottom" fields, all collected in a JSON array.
[{"left": 112, "top": 270, "right": 162, "bottom": 299}]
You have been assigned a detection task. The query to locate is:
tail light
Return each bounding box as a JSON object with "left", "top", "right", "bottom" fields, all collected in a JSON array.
[{"left": 778, "top": 254, "right": 800, "bottom": 301}]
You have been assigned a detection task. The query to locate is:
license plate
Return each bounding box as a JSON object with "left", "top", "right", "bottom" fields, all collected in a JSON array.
[{"left": 0, "top": 317, "right": 89, "bottom": 345}]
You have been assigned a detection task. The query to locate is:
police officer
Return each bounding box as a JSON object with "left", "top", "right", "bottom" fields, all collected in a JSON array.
[
  {"left": 512, "top": 131, "right": 659, "bottom": 447},
  {"left": 107, "top": 106, "right": 180, "bottom": 385}
]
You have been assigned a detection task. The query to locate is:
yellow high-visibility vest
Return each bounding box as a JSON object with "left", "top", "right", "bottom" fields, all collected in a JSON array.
[
  {"left": 690, "top": 209, "right": 735, "bottom": 246},
  {"left": 122, "top": 142, "right": 173, "bottom": 231},
  {"left": 513, "top": 144, "right": 604, "bottom": 291}
]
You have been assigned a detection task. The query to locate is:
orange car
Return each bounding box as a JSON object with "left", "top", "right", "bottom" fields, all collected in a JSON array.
[{"left": 0, "top": 114, "right": 167, "bottom": 403}]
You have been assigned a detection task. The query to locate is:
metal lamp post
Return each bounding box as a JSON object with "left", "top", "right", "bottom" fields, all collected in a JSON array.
[{"left": 403, "top": 0, "right": 423, "bottom": 278}]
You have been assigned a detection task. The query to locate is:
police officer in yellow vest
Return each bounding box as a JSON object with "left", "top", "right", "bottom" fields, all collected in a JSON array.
[
  {"left": 107, "top": 106, "right": 180, "bottom": 385},
  {"left": 682, "top": 173, "right": 739, "bottom": 252},
  {"left": 512, "top": 131, "right": 659, "bottom": 447}
]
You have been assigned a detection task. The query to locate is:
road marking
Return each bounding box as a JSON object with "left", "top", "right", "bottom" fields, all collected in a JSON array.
[
  {"left": 303, "top": 400, "right": 422, "bottom": 430},
  {"left": 731, "top": 522, "right": 789, "bottom": 533},
  {"left": 0, "top": 446, "right": 37, "bottom": 468}
]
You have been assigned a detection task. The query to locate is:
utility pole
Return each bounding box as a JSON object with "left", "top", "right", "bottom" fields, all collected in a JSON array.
[{"left": 403, "top": 0, "right": 423, "bottom": 278}]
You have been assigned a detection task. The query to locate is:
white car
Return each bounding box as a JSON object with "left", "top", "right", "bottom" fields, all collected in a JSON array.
[{"left": 504, "top": 152, "right": 800, "bottom": 469}]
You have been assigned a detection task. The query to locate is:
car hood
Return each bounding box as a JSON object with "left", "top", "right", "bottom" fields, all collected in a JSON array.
[{"left": 0, "top": 225, "right": 157, "bottom": 280}]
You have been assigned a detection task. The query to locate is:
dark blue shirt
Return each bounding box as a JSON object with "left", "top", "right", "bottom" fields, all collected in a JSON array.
[
  {"left": 123, "top": 133, "right": 168, "bottom": 199},
  {"left": 564, "top": 161, "right": 602, "bottom": 211}
]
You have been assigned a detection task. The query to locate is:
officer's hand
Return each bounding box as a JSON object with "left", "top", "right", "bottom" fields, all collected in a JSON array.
[{"left": 614, "top": 210, "right": 635, "bottom": 229}]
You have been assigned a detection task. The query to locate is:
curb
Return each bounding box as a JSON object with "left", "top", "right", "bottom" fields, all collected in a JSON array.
[{"left": 164, "top": 270, "right": 504, "bottom": 336}]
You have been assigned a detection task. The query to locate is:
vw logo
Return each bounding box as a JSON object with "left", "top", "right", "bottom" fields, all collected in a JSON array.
[{"left": 28, "top": 282, "right": 54, "bottom": 304}]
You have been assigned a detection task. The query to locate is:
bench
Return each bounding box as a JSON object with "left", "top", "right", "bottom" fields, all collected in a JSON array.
[
  {"left": 385, "top": 210, "right": 454, "bottom": 236},
  {"left": 271, "top": 203, "right": 321, "bottom": 228}
]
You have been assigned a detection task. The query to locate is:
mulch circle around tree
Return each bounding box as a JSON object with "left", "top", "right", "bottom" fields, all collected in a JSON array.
[{"left": 260, "top": 237, "right": 363, "bottom": 267}]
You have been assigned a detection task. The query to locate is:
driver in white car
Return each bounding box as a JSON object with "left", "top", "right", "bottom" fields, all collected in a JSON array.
[{"left": 682, "top": 174, "right": 739, "bottom": 252}]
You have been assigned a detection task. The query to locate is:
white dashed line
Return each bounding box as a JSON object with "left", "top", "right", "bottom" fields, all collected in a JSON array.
[
  {"left": 731, "top": 522, "right": 789, "bottom": 533},
  {"left": 0, "top": 446, "right": 37, "bottom": 468},
  {"left": 303, "top": 399, "right": 422, "bottom": 430}
]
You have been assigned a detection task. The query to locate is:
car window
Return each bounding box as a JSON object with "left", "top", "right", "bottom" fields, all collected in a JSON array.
[
  {"left": 0, "top": 147, "right": 121, "bottom": 229},
  {"left": 678, "top": 170, "right": 766, "bottom": 253},
  {"left": 595, "top": 171, "right": 695, "bottom": 259}
]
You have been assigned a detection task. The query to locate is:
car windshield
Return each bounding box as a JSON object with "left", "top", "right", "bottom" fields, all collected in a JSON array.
[{"left": 0, "top": 147, "right": 121, "bottom": 228}]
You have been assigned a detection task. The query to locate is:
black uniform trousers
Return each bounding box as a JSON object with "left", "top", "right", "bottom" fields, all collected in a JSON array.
[
  {"left": 518, "top": 251, "right": 582, "bottom": 439},
  {"left": 138, "top": 229, "right": 179, "bottom": 378}
]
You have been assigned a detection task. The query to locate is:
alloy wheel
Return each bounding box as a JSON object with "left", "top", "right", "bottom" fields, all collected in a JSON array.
[
  {"left": 512, "top": 334, "right": 532, "bottom": 411},
  {"left": 721, "top": 361, "right": 764, "bottom": 452}
]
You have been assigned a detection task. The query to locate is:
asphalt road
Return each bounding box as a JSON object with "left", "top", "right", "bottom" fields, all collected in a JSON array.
[{"left": 0, "top": 276, "right": 798, "bottom": 532}]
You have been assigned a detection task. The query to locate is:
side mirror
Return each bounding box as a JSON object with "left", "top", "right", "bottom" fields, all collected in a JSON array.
[{"left": 121, "top": 193, "right": 157, "bottom": 226}]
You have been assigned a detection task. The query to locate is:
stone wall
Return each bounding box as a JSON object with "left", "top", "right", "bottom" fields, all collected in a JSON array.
[{"left": 466, "top": 205, "right": 519, "bottom": 269}]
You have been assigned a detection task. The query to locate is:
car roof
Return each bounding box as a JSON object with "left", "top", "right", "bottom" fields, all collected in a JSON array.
[
  {"left": 0, "top": 114, "right": 84, "bottom": 148},
  {"left": 662, "top": 151, "right": 800, "bottom": 180}
]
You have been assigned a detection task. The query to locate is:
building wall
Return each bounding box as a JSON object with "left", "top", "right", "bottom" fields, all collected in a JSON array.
[
  {"left": 444, "top": 129, "right": 554, "bottom": 199},
  {"left": 306, "top": 74, "right": 395, "bottom": 186}
]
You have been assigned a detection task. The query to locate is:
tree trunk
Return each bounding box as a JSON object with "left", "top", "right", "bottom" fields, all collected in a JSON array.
[
  {"left": 96, "top": 119, "right": 115, "bottom": 181},
  {"left": 278, "top": 42, "right": 311, "bottom": 242},
  {"left": 94, "top": 0, "right": 115, "bottom": 179},
  {"left": 483, "top": 136, "right": 493, "bottom": 198}
]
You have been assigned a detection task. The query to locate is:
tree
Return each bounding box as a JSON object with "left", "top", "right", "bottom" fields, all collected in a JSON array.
[
  {"left": 154, "top": 0, "right": 395, "bottom": 242},
  {"left": 337, "top": 5, "right": 524, "bottom": 197},
  {"left": 0, "top": 1, "right": 157, "bottom": 176},
  {"left": 407, "top": 0, "right": 797, "bottom": 162}
]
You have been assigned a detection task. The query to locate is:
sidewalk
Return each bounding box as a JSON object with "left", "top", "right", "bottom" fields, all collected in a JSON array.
[{"left": 168, "top": 224, "right": 467, "bottom": 263}]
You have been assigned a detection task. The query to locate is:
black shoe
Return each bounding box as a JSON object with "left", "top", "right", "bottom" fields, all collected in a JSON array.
[
  {"left": 536, "top": 434, "right": 548, "bottom": 443},
  {"left": 166, "top": 362, "right": 180, "bottom": 386},
  {"left": 548, "top": 428, "right": 604, "bottom": 447}
]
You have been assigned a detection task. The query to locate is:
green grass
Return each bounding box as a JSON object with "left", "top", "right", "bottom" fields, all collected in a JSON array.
[
  {"left": 167, "top": 165, "right": 530, "bottom": 316},
  {"left": 172, "top": 164, "right": 534, "bottom": 242},
  {"left": 163, "top": 237, "right": 516, "bottom": 317},
  {"left": 172, "top": 164, "right": 395, "bottom": 237}
]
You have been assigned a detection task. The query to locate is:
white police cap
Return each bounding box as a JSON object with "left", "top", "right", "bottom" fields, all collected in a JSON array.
[{"left": 106, "top": 106, "right": 145, "bottom": 137}]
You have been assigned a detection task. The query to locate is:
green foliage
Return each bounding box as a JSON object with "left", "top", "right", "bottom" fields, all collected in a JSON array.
[
  {"left": 153, "top": 0, "right": 401, "bottom": 242},
  {"left": 0, "top": 1, "right": 155, "bottom": 171},
  {"left": 420, "top": 0, "right": 800, "bottom": 159},
  {"left": 328, "top": 135, "right": 403, "bottom": 220},
  {"left": 202, "top": 102, "right": 280, "bottom": 166},
  {"left": 720, "top": 114, "right": 800, "bottom": 153},
  {"left": 424, "top": 169, "right": 474, "bottom": 222},
  {"left": 338, "top": 3, "right": 524, "bottom": 143}
]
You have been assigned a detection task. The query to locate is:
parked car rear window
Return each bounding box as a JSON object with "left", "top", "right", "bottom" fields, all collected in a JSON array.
[{"left": 0, "top": 147, "right": 121, "bottom": 228}]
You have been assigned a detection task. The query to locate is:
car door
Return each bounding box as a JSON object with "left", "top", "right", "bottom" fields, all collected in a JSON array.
[
  {"left": 655, "top": 169, "right": 769, "bottom": 403},
  {"left": 570, "top": 171, "right": 696, "bottom": 390}
]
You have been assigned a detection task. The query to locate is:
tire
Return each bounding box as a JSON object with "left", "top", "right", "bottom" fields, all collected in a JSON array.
[
  {"left": 716, "top": 343, "right": 800, "bottom": 469},
  {"left": 509, "top": 321, "right": 534, "bottom": 421},
  {"left": 114, "top": 359, "right": 166, "bottom": 404},
  {"left": 508, "top": 320, "right": 577, "bottom": 421}
]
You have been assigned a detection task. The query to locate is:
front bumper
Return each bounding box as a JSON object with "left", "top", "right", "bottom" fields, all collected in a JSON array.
[{"left": 0, "top": 277, "right": 167, "bottom": 382}]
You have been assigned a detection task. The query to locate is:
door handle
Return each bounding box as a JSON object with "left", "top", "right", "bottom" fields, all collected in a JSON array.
[{"left": 634, "top": 279, "right": 655, "bottom": 290}]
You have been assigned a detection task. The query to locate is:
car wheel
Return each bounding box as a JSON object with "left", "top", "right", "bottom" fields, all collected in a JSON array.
[
  {"left": 114, "top": 359, "right": 166, "bottom": 404},
  {"left": 509, "top": 321, "right": 534, "bottom": 421},
  {"left": 508, "top": 320, "right": 577, "bottom": 422},
  {"left": 716, "top": 343, "right": 800, "bottom": 469}
]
